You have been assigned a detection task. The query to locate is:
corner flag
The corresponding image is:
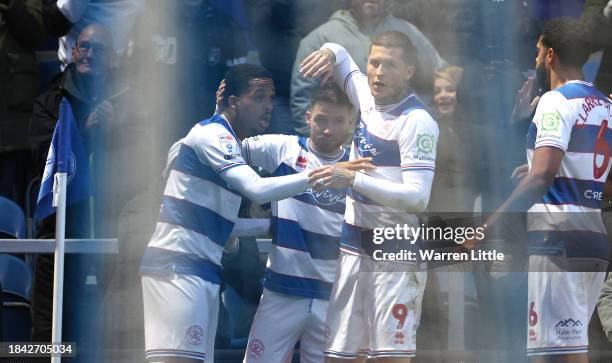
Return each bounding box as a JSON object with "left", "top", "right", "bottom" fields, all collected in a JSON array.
[{"left": 35, "top": 97, "right": 91, "bottom": 220}]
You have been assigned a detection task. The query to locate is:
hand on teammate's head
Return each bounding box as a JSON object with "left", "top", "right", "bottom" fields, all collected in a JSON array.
[
  {"left": 215, "top": 79, "right": 226, "bottom": 114},
  {"left": 300, "top": 49, "right": 335, "bottom": 85}
]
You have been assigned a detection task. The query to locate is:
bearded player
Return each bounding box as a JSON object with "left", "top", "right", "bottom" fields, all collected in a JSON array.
[
  {"left": 467, "top": 18, "right": 612, "bottom": 362},
  {"left": 242, "top": 83, "right": 364, "bottom": 363}
]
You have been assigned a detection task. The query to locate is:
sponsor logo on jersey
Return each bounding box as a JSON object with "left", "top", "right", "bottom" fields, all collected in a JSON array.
[
  {"left": 186, "top": 324, "right": 204, "bottom": 345},
  {"left": 355, "top": 120, "right": 381, "bottom": 157},
  {"left": 537, "top": 112, "right": 563, "bottom": 140},
  {"left": 248, "top": 339, "right": 265, "bottom": 360},
  {"left": 302, "top": 188, "right": 346, "bottom": 206},
  {"left": 405, "top": 133, "right": 436, "bottom": 162},
  {"left": 541, "top": 112, "right": 561, "bottom": 132},
  {"left": 296, "top": 155, "right": 308, "bottom": 169},
  {"left": 554, "top": 318, "right": 583, "bottom": 340},
  {"left": 554, "top": 319, "right": 583, "bottom": 328},
  {"left": 416, "top": 133, "right": 434, "bottom": 154}
]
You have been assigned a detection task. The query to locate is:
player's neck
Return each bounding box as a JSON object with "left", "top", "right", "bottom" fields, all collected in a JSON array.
[
  {"left": 221, "top": 111, "right": 247, "bottom": 140},
  {"left": 375, "top": 87, "right": 410, "bottom": 108},
  {"left": 550, "top": 67, "right": 584, "bottom": 90},
  {"left": 308, "top": 139, "right": 343, "bottom": 159}
]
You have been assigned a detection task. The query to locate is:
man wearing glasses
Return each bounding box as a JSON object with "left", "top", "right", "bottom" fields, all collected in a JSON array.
[{"left": 29, "top": 23, "right": 140, "bottom": 362}]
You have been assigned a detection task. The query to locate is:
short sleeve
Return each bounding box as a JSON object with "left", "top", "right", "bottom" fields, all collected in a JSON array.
[
  {"left": 532, "top": 91, "right": 573, "bottom": 151},
  {"left": 242, "top": 134, "right": 293, "bottom": 173},
  {"left": 398, "top": 109, "right": 439, "bottom": 173},
  {"left": 189, "top": 124, "right": 246, "bottom": 174}
]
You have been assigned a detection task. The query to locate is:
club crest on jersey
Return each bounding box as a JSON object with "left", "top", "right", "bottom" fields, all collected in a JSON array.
[
  {"left": 248, "top": 339, "right": 265, "bottom": 360},
  {"left": 529, "top": 329, "right": 537, "bottom": 342},
  {"left": 185, "top": 325, "right": 204, "bottom": 345},
  {"left": 393, "top": 331, "right": 405, "bottom": 345},
  {"left": 295, "top": 155, "right": 308, "bottom": 169}
]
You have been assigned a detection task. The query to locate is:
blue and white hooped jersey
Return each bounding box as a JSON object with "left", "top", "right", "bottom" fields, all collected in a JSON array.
[
  {"left": 243, "top": 135, "right": 348, "bottom": 299},
  {"left": 141, "top": 114, "right": 245, "bottom": 284},
  {"left": 526, "top": 80, "right": 612, "bottom": 261},
  {"left": 323, "top": 43, "right": 439, "bottom": 256}
]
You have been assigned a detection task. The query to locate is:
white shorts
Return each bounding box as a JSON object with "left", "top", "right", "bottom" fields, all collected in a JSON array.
[
  {"left": 527, "top": 255, "right": 607, "bottom": 356},
  {"left": 244, "top": 288, "right": 328, "bottom": 363},
  {"left": 142, "top": 274, "right": 220, "bottom": 362},
  {"left": 325, "top": 252, "right": 426, "bottom": 359}
]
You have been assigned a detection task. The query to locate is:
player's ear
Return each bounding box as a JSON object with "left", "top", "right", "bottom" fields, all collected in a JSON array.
[
  {"left": 305, "top": 110, "right": 312, "bottom": 126},
  {"left": 546, "top": 48, "right": 555, "bottom": 66},
  {"left": 404, "top": 65, "right": 415, "bottom": 82},
  {"left": 228, "top": 95, "right": 238, "bottom": 109}
]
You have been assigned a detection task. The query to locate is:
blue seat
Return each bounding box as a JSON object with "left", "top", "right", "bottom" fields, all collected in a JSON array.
[
  {"left": 221, "top": 286, "right": 250, "bottom": 349},
  {"left": 0, "top": 196, "right": 26, "bottom": 239},
  {"left": 0, "top": 254, "right": 32, "bottom": 301},
  {"left": 0, "top": 254, "right": 33, "bottom": 341}
]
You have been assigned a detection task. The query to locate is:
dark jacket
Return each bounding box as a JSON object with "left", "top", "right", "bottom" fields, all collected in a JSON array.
[
  {"left": 582, "top": 0, "right": 612, "bottom": 94},
  {"left": 31, "top": 64, "right": 106, "bottom": 163},
  {"left": 0, "top": 0, "right": 46, "bottom": 152},
  {"left": 30, "top": 64, "right": 155, "bottom": 238}
]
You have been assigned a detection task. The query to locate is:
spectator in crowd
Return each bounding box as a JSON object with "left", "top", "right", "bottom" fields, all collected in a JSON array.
[
  {"left": 29, "top": 23, "right": 151, "bottom": 224},
  {"left": 43, "top": 0, "right": 145, "bottom": 68},
  {"left": 29, "top": 23, "right": 152, "bottom": 363},
  {"left": 290, "top": 0, "right": 446, "bottom": 136},
  {"left": 0, "top": 0, "right": 46, "bottom": 208},
  {"left": 582, "top": 0, "right": 612, "bottom": 95},
  {"left": 245, "top": 0, "right": 343, "bottom": 135},
  {"left": 391, "top": 0, "right": 458, "bottom": 63},
  {"left": 127, "top": 0, "right": 255, "bottom": 146},
  {"left": 427, "top": 66, "right": 479, "bottom": 213},
  {"left": 585, "top": 3, "right": 612, "bottom": 356},
  {"left": 419, "top": 66, "right": 479, "bottom": 363}
]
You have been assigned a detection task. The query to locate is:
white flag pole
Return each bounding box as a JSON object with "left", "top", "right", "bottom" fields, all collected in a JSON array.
[{"left": 51, "top": 172, "right": 68, "bottom": 363}]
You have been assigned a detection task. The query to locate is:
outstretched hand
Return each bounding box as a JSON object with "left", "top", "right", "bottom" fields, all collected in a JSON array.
[
  {"left": 300, "top": 49, "right": 335, "bottom": 86},
  {"left": 511, "top": 163, "right": 529, "bottom": 182},
  {"left": 335, "top": 158, "right": 375, "bottom": 172},
  {"left": 511, "top": 77, "right": 540, "bottom": 123},
  {"left": 308, "top": 157, "right": 375, "bottom": 190}
]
